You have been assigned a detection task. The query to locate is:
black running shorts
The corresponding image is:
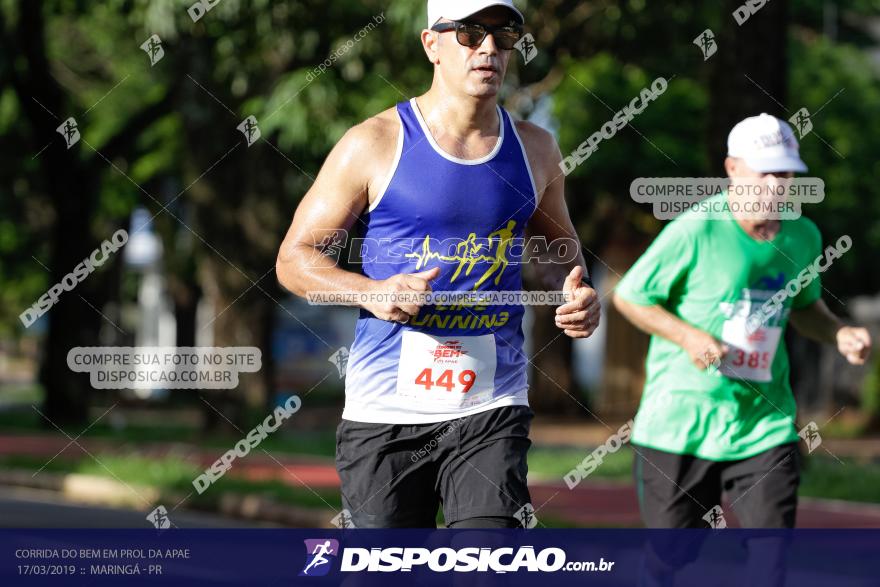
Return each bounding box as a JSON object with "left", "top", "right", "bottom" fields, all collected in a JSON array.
[
  {"left": 633, "top": 442, "right": 801, "bottom": 529},
  {"left": 336, "top": 405, "right": 533, "bottom": 528}
]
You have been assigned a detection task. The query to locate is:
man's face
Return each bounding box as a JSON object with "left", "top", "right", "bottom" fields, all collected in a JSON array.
[
  {"left": 725, "top": 157, "right": 794, "bottom": 220},
  {"left": 425, "top": 7, "right": 517, "bottom": 98}
]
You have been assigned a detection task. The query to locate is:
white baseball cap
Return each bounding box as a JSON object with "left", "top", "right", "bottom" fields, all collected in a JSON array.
[
  {"left": 727, "top": 113, "right": 807, "bottom": 173},
  {"left": 427, "top": 0, "right": 524, "bottom": 28}
]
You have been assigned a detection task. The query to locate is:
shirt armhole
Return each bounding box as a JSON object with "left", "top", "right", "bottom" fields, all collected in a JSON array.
[
  {"left": 509, "top": 117, "right": 540, "bottom": 213},
  {"left": 368, "top": 110, "right": 404, "bottom": 214}
]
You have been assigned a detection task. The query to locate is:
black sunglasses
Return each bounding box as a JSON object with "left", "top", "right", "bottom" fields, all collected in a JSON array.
[{"left": 430, "top": 20, "right": 524, "bottom": 50}]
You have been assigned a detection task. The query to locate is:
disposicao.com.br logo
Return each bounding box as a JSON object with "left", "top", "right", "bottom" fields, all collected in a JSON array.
[
  {"left": 300, "top": 539, "right": 339, "bottom": 577},
  {"left": 299, "top": 538, "right": 614, "bottom": 575}
]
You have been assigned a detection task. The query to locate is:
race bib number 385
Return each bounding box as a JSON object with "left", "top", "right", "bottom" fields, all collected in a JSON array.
[
  {"left": 397, "top": 331, "right": 496, "bottom": 408},
  {"left": 718, "top": 316, "right": 782, "bottom": 382}
]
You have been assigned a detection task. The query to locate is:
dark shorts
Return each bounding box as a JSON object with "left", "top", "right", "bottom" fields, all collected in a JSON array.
[
  {"left": 633, "top": 442, "right": 801, "bottom": 529},
  {"left": 336, "top": 405, "right": 533, "bottom": 528}
]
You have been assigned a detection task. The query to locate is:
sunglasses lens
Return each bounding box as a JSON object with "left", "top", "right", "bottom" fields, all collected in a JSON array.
[
  {"left": 457, "top": 25, "right": 486, "bottom": 47},
  {"left": 454, "top": 23, "right": 522, "bottom": 49},
  {"left": 494, "top": 30, "right": 521, "bottom": 50}
]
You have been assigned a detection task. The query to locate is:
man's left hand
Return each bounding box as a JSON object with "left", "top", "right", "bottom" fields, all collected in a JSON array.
[
  {"left": 555, "top": 266, "right": 600, "bottom": 339},
  {"left": 837, "top": 326, "right": 872, "bottom": 365}
]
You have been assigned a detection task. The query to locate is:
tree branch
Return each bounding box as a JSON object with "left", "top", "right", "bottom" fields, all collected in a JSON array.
[{"left": 87, "top": 89, "right": 176, "bottom": 168}]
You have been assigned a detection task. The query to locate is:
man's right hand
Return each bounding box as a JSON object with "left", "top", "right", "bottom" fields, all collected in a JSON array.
[
  {"left": 682, "top": 327, "right": 728, "bottom": 370},
  {"left": 365, "top": 267, "right": 441, "bottom": 323}
]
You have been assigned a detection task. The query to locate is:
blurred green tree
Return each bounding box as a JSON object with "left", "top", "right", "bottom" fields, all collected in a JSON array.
[{"left": 1, "top": 0, "right": 878, "bottom": 426}]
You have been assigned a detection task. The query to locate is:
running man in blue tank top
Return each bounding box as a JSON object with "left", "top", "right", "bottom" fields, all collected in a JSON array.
[{"left": 277, "top": 0, "right": 600, "bottom": 528}]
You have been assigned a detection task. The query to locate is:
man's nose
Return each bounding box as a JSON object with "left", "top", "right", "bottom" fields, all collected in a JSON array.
[
  {"left": 761, "top": 174, "right": 788, "bottom": 195},
  {"left": 477, "top": 31, "right": 499, "bottom": 55}
]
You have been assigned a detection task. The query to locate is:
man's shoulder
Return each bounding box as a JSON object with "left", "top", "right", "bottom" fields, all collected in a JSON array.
[
  {"left": 324, "top": 107, "right": 402, "bottom": 191},
  {"left": 666, "top": 193, "right": 726, "bottom": 237},
  {"left": 785, "top": 213, "right": 822, "bottom": 249},
  {"left": 786, "top": 213, "right": 820, "bottom": 236},
  {"left": 342, "top": 106, "right": 401, "bottom": 154},
  {"left": 513, "top": 119, "right": 559, "bottom": 160},
  {"left": 512, "top": 119, "right": 561, "bottom": 195}
]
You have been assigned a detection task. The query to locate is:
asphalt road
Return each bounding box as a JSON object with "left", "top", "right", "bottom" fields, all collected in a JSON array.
[{"left": 0, "top": 486, "right": 276, "bottom": 528}]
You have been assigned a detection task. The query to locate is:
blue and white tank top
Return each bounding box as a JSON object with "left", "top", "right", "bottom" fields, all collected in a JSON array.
[{"left": 342, "top": 98, "right": 538, "bottom": 423}]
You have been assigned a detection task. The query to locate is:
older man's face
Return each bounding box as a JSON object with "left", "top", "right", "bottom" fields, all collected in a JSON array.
[{"left": 725, "top": 156, "right": 795, "bottom": 221}]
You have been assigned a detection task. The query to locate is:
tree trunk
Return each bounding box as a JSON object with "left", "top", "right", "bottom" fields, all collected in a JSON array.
[
  {"left": 12, "top": 1, "right": 96, "bottom": 426},
  {"left": 170, "top": 274, "right": 200, "bottom": 349},
  {"left": 523, "top": 255, "right": 580, "bottom": 416},
  {"left": 39, "top": 171, "right": 97, "bottom": 426},
  {"left": 708, "top": 0, "right": 789, "bottom": 170},
  {"left": 528, "top": 304, "right": 578, "bottom": 415}
]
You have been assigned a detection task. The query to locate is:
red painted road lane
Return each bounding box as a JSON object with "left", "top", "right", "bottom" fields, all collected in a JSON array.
[
  {"left": 0, "top": 434, "right": 342, "bottom": 488},
  {"left": 529, "top": 483, "right": 880, "bottom": 528},
  {"left": 4, "top": 435, "right": 880, "bottom": 527}
]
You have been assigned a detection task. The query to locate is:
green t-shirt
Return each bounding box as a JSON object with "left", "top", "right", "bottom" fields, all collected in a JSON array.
[{"left": 615, "top": 193, "right": 823, "bottom": 460}]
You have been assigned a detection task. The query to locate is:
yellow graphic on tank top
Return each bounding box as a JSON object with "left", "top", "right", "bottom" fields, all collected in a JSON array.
[{"left": 405, "top": 220, "right": 516, "bottom": 290}]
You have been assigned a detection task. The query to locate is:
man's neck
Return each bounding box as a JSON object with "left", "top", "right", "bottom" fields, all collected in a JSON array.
[
  {"left": 416, "top": 87, "right": 500, "bottom": 140},
  {"left": 725, "top": 191, "right": 781, "bottom": 240},
  {"left": 736, "top": 217, "right": 781, "bottom": 241}
]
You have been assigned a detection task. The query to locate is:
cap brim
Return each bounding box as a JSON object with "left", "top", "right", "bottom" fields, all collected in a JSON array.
[
  {"left": 743, "top": 155, "right": 808, "bottom": 174},
  {"left": 443, "top": 2, "right": 525, "bottom": 24}
]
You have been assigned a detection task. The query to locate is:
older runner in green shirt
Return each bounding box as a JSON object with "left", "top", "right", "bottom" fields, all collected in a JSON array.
[{"left": 614, "top": 114, "right": 871, "bottom": 531}]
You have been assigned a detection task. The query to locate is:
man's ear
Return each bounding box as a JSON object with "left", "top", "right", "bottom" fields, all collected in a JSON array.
[
  {"left": 724, "top": 156, "right": 738, "bottom": 177},
  {"left": 421, "top": 29, "right": 441, "bottom": 64}
]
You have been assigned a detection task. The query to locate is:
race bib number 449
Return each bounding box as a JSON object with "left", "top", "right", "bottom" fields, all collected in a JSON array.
[
  {"left": 718, "top": 316, "right": 781, "bottom": 382},
  {"left": 397, "top": 331, "right": 496, "bottom": 409}
]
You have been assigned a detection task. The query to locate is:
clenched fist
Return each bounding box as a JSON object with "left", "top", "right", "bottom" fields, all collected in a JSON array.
[
  {"left": 366, "top": 267, "right": 440, "bottom": 323},
  {"left": 555, "top": 266, "right": 601, "bottom": 339}
]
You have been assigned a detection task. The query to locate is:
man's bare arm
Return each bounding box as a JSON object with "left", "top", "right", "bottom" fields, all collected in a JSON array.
[
  {"left": 612, "top": 293, "right": 727, "bottom": 370},
  {"left": 518, "top": 121, "right": 598, "bottom": 338},
  {"left": 275, "top": 114, "right": 438, "bottom": 322},
  {"left": 790, "top": 299, "right": 871, "bottom": 364},
  {"left": 276, "top": 119, "right": 379, "bottom": 299},
  {"left": 789, "top": 299, "right": 843, "bottom": 344},
  {"left": 518, "top": 122, "right": 588, "bottom": 290}
]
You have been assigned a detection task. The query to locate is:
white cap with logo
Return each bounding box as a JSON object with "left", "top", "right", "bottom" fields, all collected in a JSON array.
[
  {"left": 727, "top": 113, "right": 807, "bottom": 173},
  {"left": 427, "top": 0, "right": 524, "bottom": 28}
]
